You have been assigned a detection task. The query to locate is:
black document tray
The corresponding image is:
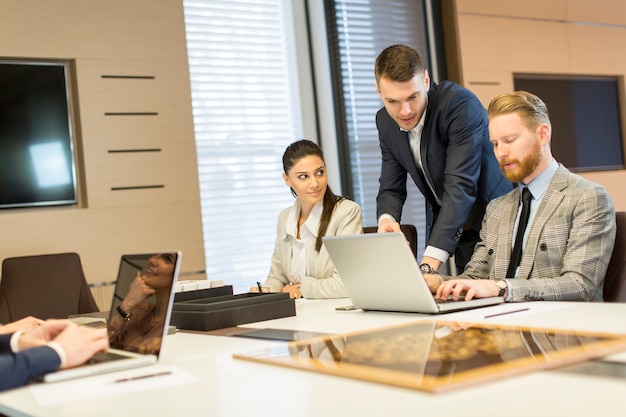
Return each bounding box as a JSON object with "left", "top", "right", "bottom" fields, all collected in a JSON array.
[
  {"left": 170, "top": 292, "right": 296, "bottom": 331},
  {"left": 173, "top": 285, "right": 234, "bottom": 303}
]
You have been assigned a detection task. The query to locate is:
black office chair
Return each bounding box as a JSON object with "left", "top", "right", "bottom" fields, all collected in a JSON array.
[
  {"left": 604, "top": 212, "right": 626, "bottom": 302},
  {"left": 0, "top": 252, "right": 99, "bottom": 323},
  {"left": 363, "top": 224, "right": 418, "bottom": 258}
]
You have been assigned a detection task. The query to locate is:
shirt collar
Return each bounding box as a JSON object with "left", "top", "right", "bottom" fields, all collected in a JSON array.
[{"left": 284, "top": 200, "right": 323, "bottom": 238}]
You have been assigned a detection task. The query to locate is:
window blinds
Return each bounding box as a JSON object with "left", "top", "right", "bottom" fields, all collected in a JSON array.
[{"left": 183, "top": 0, "right": 302, "bottom": 292}]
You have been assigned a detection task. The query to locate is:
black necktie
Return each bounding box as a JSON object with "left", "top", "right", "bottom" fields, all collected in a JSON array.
[{"left": 506, "top": 187, "right": 532, "bottom": 278}]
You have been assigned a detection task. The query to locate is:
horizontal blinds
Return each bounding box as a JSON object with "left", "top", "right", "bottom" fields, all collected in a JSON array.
[
  {"left": 183, "top": 0, "right": 301, "bottom": 292},
  {"left": 329, "top": 0, "right": 431, "bottom": 258}
]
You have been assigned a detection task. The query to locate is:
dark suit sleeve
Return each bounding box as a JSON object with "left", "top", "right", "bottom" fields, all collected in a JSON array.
[
  {"left": 426, "top": 88, "right": 489, "bottom": 254},
  {"left": 0, "top": 334, "right": 61, "bottom": 391}
]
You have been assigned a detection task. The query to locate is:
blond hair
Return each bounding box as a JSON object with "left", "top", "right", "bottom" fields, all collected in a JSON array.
[{"left": 487, "top": 91, "right": 551, "bottom": 131}]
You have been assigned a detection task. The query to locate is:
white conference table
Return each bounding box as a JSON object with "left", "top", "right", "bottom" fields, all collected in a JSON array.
[{"left": 1, "top": 299, "right": 626, "bottom": 417}]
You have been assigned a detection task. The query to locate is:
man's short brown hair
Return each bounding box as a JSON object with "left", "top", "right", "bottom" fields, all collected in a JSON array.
[{"left": 374, "top": 44, "right": 424, "bottom": 83}]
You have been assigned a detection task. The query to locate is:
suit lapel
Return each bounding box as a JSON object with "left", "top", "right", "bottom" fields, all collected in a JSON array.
[
  {"left": 494, "top": 192, "right": 520, "bottom": 278},
  {"left": 419, "top": 123, "right": 433, "bottom": 189}
]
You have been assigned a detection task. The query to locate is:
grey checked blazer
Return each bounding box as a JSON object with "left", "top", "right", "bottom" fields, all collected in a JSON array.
[{"left": 455, "top": 164, "right": 615, "bottom": 302}]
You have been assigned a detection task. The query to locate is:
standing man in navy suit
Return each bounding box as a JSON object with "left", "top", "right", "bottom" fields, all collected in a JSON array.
[{"left": 374, "top": 44, "right": 512, "bottom": 274}]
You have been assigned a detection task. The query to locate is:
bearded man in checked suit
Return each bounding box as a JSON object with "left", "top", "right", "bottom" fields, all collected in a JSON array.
[{"left": 425, "top": 91, "right": 616, "bottom": 302}]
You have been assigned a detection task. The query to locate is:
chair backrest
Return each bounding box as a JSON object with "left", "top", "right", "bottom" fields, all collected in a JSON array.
[
  {"left": 0, "top": 252, "right": 99, "bottom": 323},
  {"left": 363, "top": 224, "right": 418, "bottom": 258},
  {"left": 604, "top": 211, "right": 626, "bottom": 302}
]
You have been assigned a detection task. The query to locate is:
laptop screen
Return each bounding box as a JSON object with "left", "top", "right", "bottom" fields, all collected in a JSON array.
[{"left": 106, "top": 252, "right": 181, "bottom": 356}]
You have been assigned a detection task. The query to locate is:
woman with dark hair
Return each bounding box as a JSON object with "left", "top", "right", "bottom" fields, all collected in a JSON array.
[{"left": 257, "top": 139, "right": 362, "bottom": 299}]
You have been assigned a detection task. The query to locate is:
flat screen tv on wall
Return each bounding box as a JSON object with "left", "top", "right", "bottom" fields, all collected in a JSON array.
[
  {"left": 0, "top": 60, "right": 78, "bottom": 209},
  {"left": 514, "top": 74, "right": 625, "bottom": 172}
]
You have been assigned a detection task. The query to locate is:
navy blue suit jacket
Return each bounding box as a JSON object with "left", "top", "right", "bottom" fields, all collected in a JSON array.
[
  {"left": 376, "top": 80, "right": 512, "bottom": 265},
  {"left": 0, "top": 333, "right": 61, "bottom": 391}
]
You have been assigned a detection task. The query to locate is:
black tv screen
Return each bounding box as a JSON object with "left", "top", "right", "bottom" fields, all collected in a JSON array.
[
  {"left": 514, "top": 74, "right": 624, "bottom": 172},
  {"left": 0, "top": 60, "right": 78, "bottom": 209}
]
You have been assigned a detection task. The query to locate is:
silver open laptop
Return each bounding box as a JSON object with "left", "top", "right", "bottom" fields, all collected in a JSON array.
[
  {"left": 42, "top": 251, "right": 182, "bottom": 383},
  {"left": 323, "top": 233, "right": 503, "bottom": 313}
]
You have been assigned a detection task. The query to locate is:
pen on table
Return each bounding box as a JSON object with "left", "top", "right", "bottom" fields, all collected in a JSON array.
[
  {"left": 484, "top": 308, "right": 530, "bottom": 319},
  {"left": 114, "top": 371, "right": 172, "bottom": 383},
  {"left": 257, "top": 281, "right": 264, "bottom": 293}
]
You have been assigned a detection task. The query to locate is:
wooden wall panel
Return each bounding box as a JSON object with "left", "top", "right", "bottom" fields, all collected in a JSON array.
[
  {"left": 568, "top": 25, "right": 626, "bottom": 74},
  {"left": 456, "top": 15, "right": 572, "bottom": 83},
  {"left": 455, "top": 0, "right": 568, "bottom": 20},
  {"left": 75, "top": 59, "right": 200, "bottom": 209},
  {"left": 0, "top": 0, "right": 205, "bottom": 282},
  {"left": 464, "top": 71, "right": 515, "bottom": 108},
  {"left": 0, "top": 0, "right": 187, "bottom": 61},
  {"left": 567, "top": 0, "right": 626, "bottom": 26}
]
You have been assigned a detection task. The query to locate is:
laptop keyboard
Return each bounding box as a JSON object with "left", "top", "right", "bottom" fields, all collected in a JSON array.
[
  {"left": 86, "top": 351, "right": 129, "bottom": 365},
  {"left": 436, "top": 295, "right": 466, "bottom": 304}
]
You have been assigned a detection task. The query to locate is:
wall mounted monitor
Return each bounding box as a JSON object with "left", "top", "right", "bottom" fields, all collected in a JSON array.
[
  {"left": 514, "top": 74, "right": 624, "bottom": 172},
  {"left": 0, "top": 60, "right": 78, "bottom": 209}
]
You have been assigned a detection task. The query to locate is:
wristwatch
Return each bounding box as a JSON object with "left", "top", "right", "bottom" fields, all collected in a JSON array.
[
  {"left": 419, "top": 263, "right": 437, "bottom": 274},
  {"left": 116, "top": 305, "right": 133, "bottom": 321},
  {"left": 495, "top": 280, "right": 508, "bottom": 297}
]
